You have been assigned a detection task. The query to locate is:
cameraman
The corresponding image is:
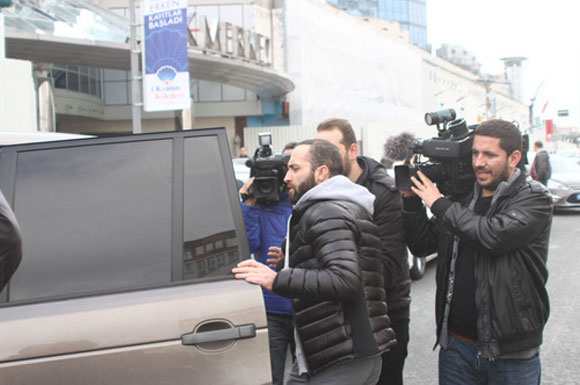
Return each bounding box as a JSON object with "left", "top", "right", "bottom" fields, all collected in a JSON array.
[
  {"left": 402, "top": 120, "right": 551, "bottom": 385},
  {"left": 239, "top": 142, "right": 295, "bottom": 385}
]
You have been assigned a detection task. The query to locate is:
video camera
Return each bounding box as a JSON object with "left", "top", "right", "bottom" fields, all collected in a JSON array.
[
  {"left": 245, "top": 133, "right": 289, "bottom": 205},
  {"left": 385, "top": 109, "right": 477, "bottom": 197}
]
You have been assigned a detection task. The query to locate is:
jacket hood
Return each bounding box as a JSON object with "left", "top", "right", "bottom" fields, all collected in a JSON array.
[{"left": 295, "top": 175, "right": 376, "bottom": 215}]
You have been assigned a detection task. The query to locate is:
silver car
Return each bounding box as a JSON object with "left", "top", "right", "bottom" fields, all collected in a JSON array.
[
  {"left": 0, "top": 130, "right": 270, "bottom": 385},
  {"left": 547, "top": 154, "right": 580, "bottom": 211}
]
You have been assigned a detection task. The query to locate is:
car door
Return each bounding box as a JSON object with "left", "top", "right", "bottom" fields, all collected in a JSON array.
[{"left": 0, "top": 130, "right": 270, "bottom": 385}]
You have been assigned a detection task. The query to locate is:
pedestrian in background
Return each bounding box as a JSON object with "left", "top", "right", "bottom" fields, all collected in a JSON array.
[
  {"left": 531, "top": 140, "right": 552, "bottom": 186},
  {"left": 403, "top": 120, "right": 552, "bottom": 385},
  {"left": 315, "top": 119, "right": 411, "bottom": 385}
]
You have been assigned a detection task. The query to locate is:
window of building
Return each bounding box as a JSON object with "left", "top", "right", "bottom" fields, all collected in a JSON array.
[{"left": 50, "top": 65, "right": 102, "bottom": 98}]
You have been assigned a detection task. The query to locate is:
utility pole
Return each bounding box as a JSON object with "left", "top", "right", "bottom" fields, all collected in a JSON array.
[
  {"left": 129, "top": 0, "right": 142, "bottom": 134},
  {"left": 529, "top": 80, "right": 546, "bottom": 127}
]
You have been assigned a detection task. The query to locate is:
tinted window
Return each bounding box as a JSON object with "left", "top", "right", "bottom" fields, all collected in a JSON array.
[
  {"left": 183, "top": 137, "right": 243, "bottom": 280},
  {"left": 9, "top": 140, "right": 173, "bottom": 301}
]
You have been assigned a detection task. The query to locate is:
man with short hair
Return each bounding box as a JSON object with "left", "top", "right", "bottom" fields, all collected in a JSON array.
[
  {"left": 531, "top": 140, "right": 551, "bottom": 186},
  {"left": 315, "top": 118, "right": 411, "bottom": 385},
  {"left": 403, "top": 119, "right": 552, "bottom": 384},
  {"left": 233, "top": 139, "right": 396, "bottom": 384}
]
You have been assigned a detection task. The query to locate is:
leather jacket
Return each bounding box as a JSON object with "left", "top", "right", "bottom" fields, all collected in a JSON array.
[
  {"left": 356, "top": 156, "right": 411, "bottom": 312},
  {"left": 403, "top": 169, "right": 552, "bottom": 357},
  {"left": 273, "top": 176, "right": 396, "bottom": 375}
]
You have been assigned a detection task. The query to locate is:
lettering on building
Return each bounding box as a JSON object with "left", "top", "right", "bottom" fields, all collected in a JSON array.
[{"left": 188, "top": 16, "right": 271, "bottom": 67}]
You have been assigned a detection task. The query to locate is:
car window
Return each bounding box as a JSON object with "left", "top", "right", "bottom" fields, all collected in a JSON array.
[
  {"left": 8, "top": 140, "right": 173, "bottom": 302},
  {"left": 0, "top": 131, "right": 248, "bottom": 304},
  {"left": 183, "top": 137, "right": 244, "bottom": 279},
  {"left": 551, "top": 155, "right": 580, "bottom": 174}
]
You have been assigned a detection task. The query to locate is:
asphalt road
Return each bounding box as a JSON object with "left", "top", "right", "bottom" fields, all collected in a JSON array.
[{"left": 403, "top": 210, "right": 580, "bottom": 385}]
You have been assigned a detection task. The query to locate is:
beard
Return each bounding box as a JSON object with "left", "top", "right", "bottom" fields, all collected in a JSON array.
[
  {"left": 288, "top": 171, "right": 317, "bottom": 204},
  {"left": 342, "top": 152, "right": 352, "bottom": 177},
  {"left": 474, "top": 160, "right": 510, "bottom": 192}
]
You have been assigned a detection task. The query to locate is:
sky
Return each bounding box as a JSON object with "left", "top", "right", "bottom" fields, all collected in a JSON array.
[{"left": 427, "top": 0, "right": 580, "bottom": 128}]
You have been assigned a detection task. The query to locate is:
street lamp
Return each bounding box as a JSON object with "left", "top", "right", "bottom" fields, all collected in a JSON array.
[{"left": 529, "top": 80, "right": 546, "bottom": 126}]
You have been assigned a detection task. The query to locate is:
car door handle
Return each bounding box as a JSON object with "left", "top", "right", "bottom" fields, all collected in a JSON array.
[{"left": 181, "top": 324, "right": 256, "bottom": 345}]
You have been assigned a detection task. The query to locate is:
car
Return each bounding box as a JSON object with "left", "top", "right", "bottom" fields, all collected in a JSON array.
[
  {"left": 555, "top": 148, "right": 580, "bottom": 160},
  {"left": 0, "top": 129, "right": 270, "bottom": 385},
  {"left": 546, "top": 154, "right": 580, "bottom": 211},
  {"left": 232, "top": 156, "right": 251, "bottom": 191}
]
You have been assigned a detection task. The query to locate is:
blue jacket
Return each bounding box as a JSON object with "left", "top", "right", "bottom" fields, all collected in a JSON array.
[{"left": 241, "top": 193, "right": 292, "bottom": 316}]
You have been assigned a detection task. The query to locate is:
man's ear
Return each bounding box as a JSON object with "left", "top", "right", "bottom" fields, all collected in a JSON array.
[
  {"left": 509, "top": 150, "right": 522, "bottom": 169},
  {"left": 314, "top": 165, "right": 330, "bottom": 183},
  {"left": 348, "top": 142, "right": 358, "bottom": 161}
]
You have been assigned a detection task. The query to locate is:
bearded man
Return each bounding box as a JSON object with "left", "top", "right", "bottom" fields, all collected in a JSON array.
[
  {"left": 403, "top": 119, "right": 552, "bottom": 385},
  {"left": 233, "top": 139, "right": 396, "bottom": 385}
]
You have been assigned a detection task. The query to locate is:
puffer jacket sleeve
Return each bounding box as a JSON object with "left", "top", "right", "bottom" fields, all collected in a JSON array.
[
  {"left": 273, "top": 202, "right": 362, "bottom": 301},
  {"left": 0, "top": 190, "right": 22, "bottom": 291},
  {"left": 433, "top": 185, "right": 552, "bottom": 255}
]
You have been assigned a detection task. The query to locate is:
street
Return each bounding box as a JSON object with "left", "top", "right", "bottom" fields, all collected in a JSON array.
[{"left": 403, "top": 210, "right": 580, "bottom": 384}]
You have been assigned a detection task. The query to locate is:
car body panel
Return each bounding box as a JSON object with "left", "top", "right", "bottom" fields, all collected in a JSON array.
[
  {"left": 546, "top": 154, "right": 580, "bottom": 210},
  {"left": 0, "top": 129, "right": 270, "bottom": 384}
]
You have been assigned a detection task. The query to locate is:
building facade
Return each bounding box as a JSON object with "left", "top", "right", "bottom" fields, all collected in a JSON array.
[{"left": 327, "top": 0, "right": 428, "bottom": 50}]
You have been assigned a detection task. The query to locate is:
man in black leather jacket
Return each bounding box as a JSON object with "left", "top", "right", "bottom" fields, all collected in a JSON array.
[
  {"left": 315, "top": 119, "right": 410, "bottom": 385},
  {"left": 402, "top": 120, "right": 551, "bottom": 384},
  {"left": 233, "top": 139, "right": 396, "bottom": 384}
]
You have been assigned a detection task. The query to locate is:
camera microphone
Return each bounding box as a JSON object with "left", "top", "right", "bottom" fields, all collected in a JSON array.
[
  {"left": 425, "top": 109, "right": 456, "bottom": 126},
  {"left": 384, "top": 132, "right": 417, "bottom": 161}
]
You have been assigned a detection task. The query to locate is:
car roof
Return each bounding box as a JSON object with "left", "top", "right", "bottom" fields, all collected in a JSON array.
[{"left": 0, "top": 131, "right": 95, "bottom": 146}]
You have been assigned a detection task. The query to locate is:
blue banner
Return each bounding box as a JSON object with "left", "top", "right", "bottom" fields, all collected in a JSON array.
[{"left": 143, "top": 0, "right": 190, "bottom": 112}]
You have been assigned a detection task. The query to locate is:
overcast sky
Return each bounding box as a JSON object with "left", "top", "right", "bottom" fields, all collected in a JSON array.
[{"left": 427, "top": 0, "right": 580, "bottom": 127}]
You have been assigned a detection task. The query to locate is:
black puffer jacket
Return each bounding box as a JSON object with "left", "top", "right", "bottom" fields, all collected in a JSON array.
[
  {"left": 356, "top": 156, "right": 411, "bottom": 312},
  {"left": 403, "top": 169, "right": 552, "bottom": 357},
  {"left": 273, "top": 176, "right": 396, "bottom": 375},
  {"left": 0, "top": 190, "right": 22, "bottom": 291}
]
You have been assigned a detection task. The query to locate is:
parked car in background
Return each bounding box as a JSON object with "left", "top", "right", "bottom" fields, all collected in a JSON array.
[
  {"left": 555, "top": 148, "right": 580, "bottom": 160},
  {"left": 0, "top": 130, "right": 270, "bottom": 385},
  {"left": 232, "top": 157, "right": 251, "bottom": 191},
  {"left": 547, "top": 154, "right": 580, "bottom": 211}
]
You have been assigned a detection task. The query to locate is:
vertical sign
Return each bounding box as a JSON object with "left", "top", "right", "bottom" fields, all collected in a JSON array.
[
  {"left": 545, "top": 119, "right": 554, "bottom": 142},
  {"left": 143, "top": 0, "right": 190, "bottom": 112}
]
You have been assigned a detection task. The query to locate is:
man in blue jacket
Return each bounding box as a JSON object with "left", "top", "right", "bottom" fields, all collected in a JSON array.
[{"left": 239, "top": 142, "right": 295, "bottom": 385}]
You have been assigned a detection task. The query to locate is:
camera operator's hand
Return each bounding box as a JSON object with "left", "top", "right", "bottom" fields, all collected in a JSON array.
[
  {"left": 239, "top": 177, "right": 257, "bottom": 206},
  {"left": 410, "top": 170, "right": 442, "bottom": 209},
  {"left": 266, "top": 246, "right": 284, "bottom": 268}
]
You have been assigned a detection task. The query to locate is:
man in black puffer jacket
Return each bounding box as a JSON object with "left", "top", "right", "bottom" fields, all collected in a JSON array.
[
  {"left": 233, "top": 139, "right": 396, "bottom": 384},
  {"left": 402, "top": 120, "right": 551, "bottom": 384},
  {"left": 316, "top": 119, "right": 410, "bottom": 385}
]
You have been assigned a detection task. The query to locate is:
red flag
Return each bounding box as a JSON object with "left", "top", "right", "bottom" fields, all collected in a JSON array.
[{"left": 541, "top": 99, "right": 549, "bottom": 115}]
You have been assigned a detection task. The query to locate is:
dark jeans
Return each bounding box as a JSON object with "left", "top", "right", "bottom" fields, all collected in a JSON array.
[
  {"left": 439, "top": 336, "right": 541, "bottom": 385},
  {"left": 267, "top": 312, "right": 295, "bottom": 385},
  {"left": 377, "top": 307, "right": 410, "bottom": 385}
]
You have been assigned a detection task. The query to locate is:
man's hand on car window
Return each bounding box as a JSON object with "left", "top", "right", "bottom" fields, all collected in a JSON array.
[{"left": 233, "top": 259, "right": 277, "bottom": 291}]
